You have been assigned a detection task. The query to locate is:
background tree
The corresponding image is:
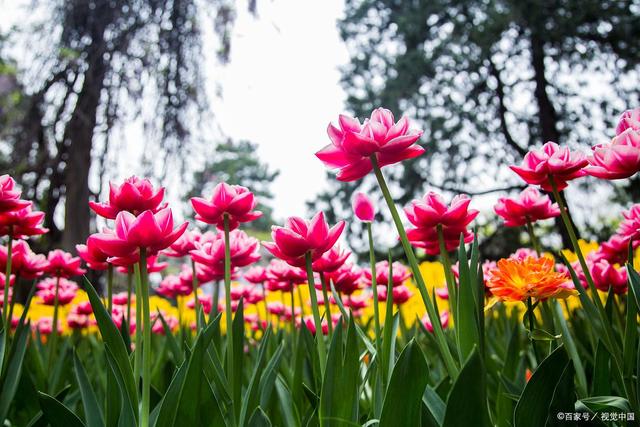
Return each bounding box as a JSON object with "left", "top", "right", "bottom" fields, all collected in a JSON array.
[
  {"left": 314, "top": 0, "right": 640, "bottom": 257},
  {"left": 188, "top": 139, "right": 280, "bottom": 235},
  {"left": 0, "top": 0, "right": 256, "bottom": 250}
]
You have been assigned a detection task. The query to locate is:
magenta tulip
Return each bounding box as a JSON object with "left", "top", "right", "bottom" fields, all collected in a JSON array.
[
  {"left": 191, "top": 183, "right": 262, "bottom": 230},
  {"left": 325, "top": 263, "right": 362, "bottom": 295},
  {"left": 616, "top": 108, "right": 640, "bottom": 135},
  {"left": 45, "top": 249, "right": 86, "bottom": 278},
  {"left": 405, "top": 192, "right": 478, "bottom": 255},
  {"left": 510, "top": 141, "right": 588, "bottom": 191},
  {"left": 353, "top": 192, "right": 375, "bottom": 222},
  {"left": 585, "top": 129, "right": 640, "bottom": 180},
  {"left": 591, "top": 259, "right": 627, "bottom": 294},
  {"left": 311, "top": 245, "right": 350, "bottom": 273},
  {"left": 0, "top": 175, "right": 29, "bottom": 213},
  {"left": 0, "top": 240, "right": 48, "bottom": 279},
  {"left": 36, "top": 277, "right": 79, "bottom": 305},
  {"left": 244, "top": 266, "right": 268, "bottom": 284},
  {"left": 494, "top": 187, "right": 560, "bottom": 227},
  {"left": 0, "top": 203, "right": 48, "bottom": 238},
  {"left": 363, "top": 260, "right": 411, "bottom": 288},
  {"left": 316, "top": 108, "right": 425, "bottom": 182},
  {"left": 190, "top": 229, "right": 260, "bottom": 270},
  {"left": 89, "top": 176, "right": 165, "bottom": 219},
  {"left": 156, "top": 275, "right": 192, "bottom": 299}
]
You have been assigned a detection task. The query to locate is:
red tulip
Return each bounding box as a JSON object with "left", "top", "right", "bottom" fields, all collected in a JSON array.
[
  {"left": 244, "top": 266, "right": 268, "bottom": 284},
  {"left": 510, "top": 141, "right": 587, "bottom": 191},
  {"left": 67, "top": 311, "right": 92, "bottom": 330},
  {"left": 316, "top": 108, "right": 425, "bottom": 182},
  {"left": 300, "top": 315, "right": 330, "bottom": 335},
  {"left": 363, "top": 260, "right": 411, "bottom": 288},
  {"left": 353, "top": 192, "right": 375, "bottom": 222},
  {"left": 191, "top": 183, "right": 262, "bottom": 230},
  {"left": 593, "top": 235, "right": 631, "bottom": 265},
  {"left": 91, "top": 208, "right": 187, "bottom": 258},
  {"left": 591, "top": 259, "right": 627, "bottom": 294},
  {"left": 0, "top": 240, "right": 48, "bottom": 279},
  {"left": 405, "top": 192, "right": 478, "bottom": 255},
  {"left": 312, "top": 245, "right": 350, "bottom": 273},
  {"left": 585, "top": 129, "right": 640, "bottom": 180},
  {"left": 156, "top": 275, "right": 192, "bottom": 299},
  {"left": 344, "top": 294, "right": 368, "bottom": 312},
  {"left": 74, "top": 300, "right": 93, "bottom": 315},
  {"left": 113, "top": 292, "right": 132, "bottom": 306},
  {"left": 190, "top": 229, "right": 260, "bottom": 270},
  {"left": 0, "top": 203, "right": 48, "bottom": 238},
  {"left": 494, "top": 187, "right": 560, "bottom": 227},
  {"left": 89, "top": 176, "right": 165, "bottom": 219},
  {"left": 0, "top": 175, "right": 30, "bottom": 213},
  {"left": 111, "top": 306, "right": 136, "bottom": 334},
  {"left": 45, "top": 249, "right": 86, "bottom": 278},
  {"left": 267, "top": 301, "right": 285, "bottom": 316},
  {"left": 36, "top": 277, "right": 79, "bottom": 305},
  {"left": 262, "top": 212, "right": 345, "bottom": 267}
]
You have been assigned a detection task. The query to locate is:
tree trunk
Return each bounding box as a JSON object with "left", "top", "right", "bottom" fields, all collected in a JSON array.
[
  {"left": 530, "top": 32, "right": 579, "bottom": 247},
  {"left": 61, "top": 40, "right": 108, "bottom": 251}
]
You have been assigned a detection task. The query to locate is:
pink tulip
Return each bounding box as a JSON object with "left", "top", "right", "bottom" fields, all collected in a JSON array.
[
  {"left": 244, "top": 266, "right": 268, "bottom": 284},
  {"left": 151, "top": 313, "right": 178, "bottom": 335},
  {"left": 36, "top": 277, "right": 79, "bottom": 305},
  {"left": 113, "top": 292, "right": 132, "bottom": 306},
  {"left": 312, "top": 245, "right": 350, "bottom": 273},
  {"left": 76, "top": 235, "right": 110, "bottom": 271},
  {"left": 316, "top": 108, "right": 425, "bottom": 181},
  {"left": 74, "top": 300, "right": 93, "bottom": 315},
  {"left": 616, "top": 204, "right": 640, "bottom": 245},
  {"left": 91, "top": 208, "right": 187, "bottom": 258},
  {"left": 0, "top": 175, "right": 30, "bottom": 213},
  {"left": 156, "top": 275, "right": 192, "bottom": 299},
  {"left": 325, "top": 263, "right": 362, "bottom": 295},
  {"left": 344, "top": 294, "right": 368, "bottom": 312},
  {"left": 111, "top": 306, "right": 136, "bottom": 334},
  {"left": 162, "top": 229, "right": 211, "bottom": 258},
  {"left": 300, "top": 315, "right": 330, "bottom": 335},
  {"left": 376, "top": 284, "right": 413, "bottom": 305},
  {"left": 0, "top": 240, "right": 48, "bottom": 279},
  {"left": 494, "top": 187, "right": 560, "bottom": 227},
  {"left": 265, "top": 259, "right": 307, "bottom": 291},
  {"left": 353, "top": 192, "right": 375, "bottom": 222},
  {"left": 585, "top": 129, "right": 640, "bottom": 180},
  {"left": 405, "top": 192, "right": 478, "bottom": 255},
  {"left": 510, "top": 141, "right": 588, "bottom": 191},
  {"left": 179, "top": 262, "right": 219, "bottom": 287},
  {"left": 591, "top": 259, "right": 627, "bottom": 294},
  {"left": 267, "top": 301, "right": 285, "bottom": 316},
  {"left": 67, "top": 311, "right": 91, "bottom": 330},
  {"left": 0, "top": 273, "right": 15, "bottom": 289},
  {"left": 263, "top": 212, "right": 345, "bottom": 267},
  {"left": 45, "top": 249, "right": 86, "bottom": 278},
  {"left": 593, "top": 235, "right": 631, "bottom": 265},
  {"left": 190, "top": 229, "right": 260, "bottom": 270},
  {"left": 35, "top": 317, "right": 62, "bottom": 336},
  {"left": 89, "top": 176, "right": 165, "bottom": 219},
  {"left": 616, "top": 108, "right": 640, "bottom": 135},
  {"left": 363, "top": 260, "right": 411, "bottom": 288},
  {"left": 422, "top": 310, "right": 449, "bottom": 333},
  {"left": 191, "top": 183, "right": 262, "bottom": 230},
  {"left": 0, "top": 203, "right": 48, "bottom": 238},
  {"left": 187, "top": 295, "right": 212, "bottom": 314},
  {"left": 244, "top": 288, "right": 264, "bottom": 304}
]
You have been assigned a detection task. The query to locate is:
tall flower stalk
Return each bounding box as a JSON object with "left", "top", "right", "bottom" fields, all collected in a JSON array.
[{"left": 305, "top": 252, "right": 327, "bottom": 375}]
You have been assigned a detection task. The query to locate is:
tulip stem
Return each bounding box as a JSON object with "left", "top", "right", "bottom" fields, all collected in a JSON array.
[
  {"left": 223, "top": 214, "right": 237, "bottom": 418},
  {"left": 6, "top": 274, "right": 20, "bottom": 332},
  {"left": 107, "top": 264, "right": 113, "bottom": 313},
  {"left": 47, "top": 275, "right": 61, "bottom": 380},
  {"left": 191, "top": 259, "right": 200, "bottom": 331},
  {"left": 526, "top": 297, "right": 540, "bottom": 366},
  {"left": 370, "top": 156, "right": 459, "bottom": 378},
  {"left": 437, "top": 225, "right": 457, "bottom": 323},
  {"left": 305, "top": 252, "right": 327, "bottom": 375},
  {"left": 139, "top": 248, "right": 151, "bottom": 427},
  {"left": 525, "top": 219, "right": 542, "bottom": 256},
  {"left": 133, "top": 263, "right": 143, "bottom": 404},
  {"left": 366, "top": 223, "right": 382, "bottom": 370},
  {"left": 3, "top": 233, "right": 12, "bottom": 327},
  {"left": 290, "top": 285, "right": 296, "bottom": 335},
  {"left": 381, "top": 253, "right": 395, "bottom": 386},
  {"left": 126, "top": 271, "right": 132, "bottom": 332},
  {"left": 319, "top": 273, "right": 333, "bottom": 336}
]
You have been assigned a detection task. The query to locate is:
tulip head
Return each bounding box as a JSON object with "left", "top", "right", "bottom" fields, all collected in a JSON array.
[
  {"left": 510, "top": 142, "right": 587, "bottom": 191},
  {"left": 191, "top": 183, "right": 262, "bottom": 230},
  {"left": 352, "top": 192, "right": 375, "bottom": 222},
  {"left": 494, "top": 187, "right": 560, "bottom": 227},
  {"left": 90, "top": 176, "right": 165, "bottom": 219}
]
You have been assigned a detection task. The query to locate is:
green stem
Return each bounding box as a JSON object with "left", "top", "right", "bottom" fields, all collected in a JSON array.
[
  {"left": 381, "top": 253, "right": 395, "bottom": 385},
  {"left": 107, "top": 264, "right": 113, "bottom": 313},
  {"left": 319, "top": 273, "right": 333, "bottom": 336},
  {"left": 139, "top": 248, "right": 151, "bottom": 427},
  {"left": 191, "top": 259, "right": 200, "bottom": 331},
  {"left": 305, "top": 252, "right": 327, "bottom": 375},
  {"left": 3, "top": 233, "right": 12, "bottom": 326},
  {"left": 437, "top": 225, "right": 457, "bottom": 324},
  {"left": 367, "top": 223, "right": 382, "bottom": 360},
  {"left": 47, "top": 275, "right": 61, "bottom": 380},
  {"left": 290, "top": 285, "right": 296, "bottom": 334},
  {"left": 6, "top": 273, "right": 19, "bottom": 333},
  {"left": 133, "top": 263, "right": 143, "bottom": 400},
  {"left": 526, "top": 297, "right": 540, "bottom": 367},
  {"left": 525, "top": 219, "right": 542, "bottom": 257},
  {"left": 370, "top": 156, "right": 459, "bottom": 378},
  {"left": 222, "top": 214, "right": 236, "bottom": 414},
  {"left": 126, "top": 272, "right": 132, "bottom": 331}
]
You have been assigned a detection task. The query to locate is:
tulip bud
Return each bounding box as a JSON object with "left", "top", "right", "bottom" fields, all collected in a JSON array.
[{"left": 352, "top": 192, "right": 375, "bottom": 222}]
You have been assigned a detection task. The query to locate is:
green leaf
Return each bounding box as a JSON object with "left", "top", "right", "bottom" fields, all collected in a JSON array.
[
  {"left": 577, "top": 396, "right": 631, "bottom": 413},
  {"left": 422, "top": 386, "right": 445, "bottom": 427},
  {"left": 37, "top": 391, "right": 85, "bottom": 427},
  {"left": 248, "top": 407, "right": 272, "bottom": 427},
  {"left": 529, "top": 329, "right": 561, "bottom": 341},
  {"left": 456, "top": 236, "right": 480, "bottom": 363},
  {"left": 379, "top": 340, "right": 429, "bottom": 427},
  {"left": 443, "top": 347, "right": 489, "bottom": 427},
  {"left": 0, "top": 311, "right": 31, "bottom": 421},
  {"left": 157, "top": 311, "right": 184, "bottom": 365},
  {"left": 83, "top": 277, "right": 138, "bottom": 420},
  {"left": 231, "top": 300, "right": 245, "bottom": 420},
  {"left": 545, "top": 361, "right": 575, "bottom": 425},
  {"left": 25, "top": 385, "right": 72, "bottom": 427},
  {"left": 514, "top": 345, "right": 570, "bottom": 427},
  {"left": 73, "top": 352, "right": 104, "bottom": 427},
  {"left": 319, "top": 317, "right": 360, "bottom": 426},
  {"left": 592, "top": 341, "right": 611, "bottom": 396},
  {"left": 104, "top": 348, "right": 137, "bottom": 427},
  {"left": 240, "top": 328, "right": 272, "bottom": 426}
]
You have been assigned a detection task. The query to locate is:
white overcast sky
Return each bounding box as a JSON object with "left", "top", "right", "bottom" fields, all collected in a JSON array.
[{"left": 1, "top": 0, "right": 350, "bottom": 220}]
